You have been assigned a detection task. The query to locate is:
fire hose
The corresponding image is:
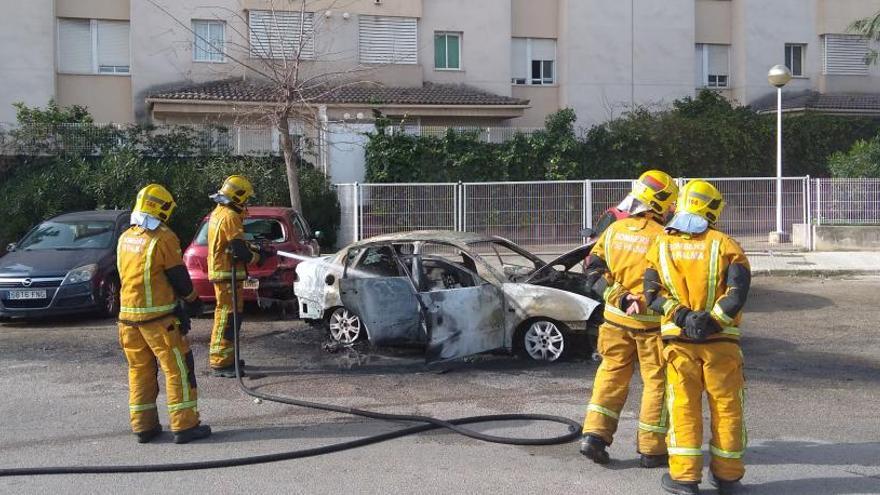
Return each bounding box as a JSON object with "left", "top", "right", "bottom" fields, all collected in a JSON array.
[{"left": 0, "top": 253, "right": 582, "bottom": 477}]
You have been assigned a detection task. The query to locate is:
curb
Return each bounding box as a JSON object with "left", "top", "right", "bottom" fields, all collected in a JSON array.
[{"left": 751, "top": 269, "right": 879, "bottom": 278}]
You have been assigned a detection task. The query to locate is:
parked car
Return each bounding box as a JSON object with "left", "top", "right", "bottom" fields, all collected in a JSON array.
[
  {"left": 184, "top": 206, "right": 320, "bottom": 312},
  {"left": 0, "top": 210, "right": 130, "bottom": 319},
  {"left": 295, "top": 231, "right": 601, "bottom": 363}
]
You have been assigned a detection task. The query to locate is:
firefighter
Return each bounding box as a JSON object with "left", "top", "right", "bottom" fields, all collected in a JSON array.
[
  {"left": 207, "top": 175, "right": 274, "bottom": 378},
  {"left": 118, "top": 184, "right": 211, "bottom": 444},
  {"left": 580, "top": 170, "right": 679, "bottom": 468},
  {"left": 644, "top": 180, "right": 751, "bottom": 495}
]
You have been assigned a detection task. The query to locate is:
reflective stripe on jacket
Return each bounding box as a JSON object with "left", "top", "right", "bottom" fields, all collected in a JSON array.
[
  {"left": 646, "top": 229, "right": 750, "bottom": 342},
  {"left": 593, "top": 215, "right": 664, "bottom": 330},
  {"left": 117, "top": 225, "right": 183, "bottom": 322},
  {"left": 207, "top": 204, "right": 246, "bottom": 282}
]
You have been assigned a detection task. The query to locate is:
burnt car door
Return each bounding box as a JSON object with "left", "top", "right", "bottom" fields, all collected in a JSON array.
[
  {"left": 417, "top": 249, "right": 506, "bottom": 364},
  {"left": 339, "top": 244, "right": 423, "bottom": 345}
]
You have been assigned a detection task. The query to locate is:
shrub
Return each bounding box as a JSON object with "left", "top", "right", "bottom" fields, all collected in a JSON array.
[{"left": 828, "top": 135, "right": 880, "bottom": 178}]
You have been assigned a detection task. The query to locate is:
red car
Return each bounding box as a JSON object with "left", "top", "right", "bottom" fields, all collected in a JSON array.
[{"left": 183, "top": 207, "right": 320, "bottom": 310}]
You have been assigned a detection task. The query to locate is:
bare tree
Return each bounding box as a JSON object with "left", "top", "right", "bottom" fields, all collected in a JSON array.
[
  {"left": 147, "top": 0, "right": 381, "bottom": 212},
  {"left": 849, "top": 10, "right": 880, "bottom": 66}
]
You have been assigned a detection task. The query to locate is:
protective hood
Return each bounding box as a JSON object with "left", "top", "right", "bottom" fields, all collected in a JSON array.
[
  {"left": 130, "top": 211, "right": 162, "bottom": 231},
  {"left": 666, "top": 212, "right": 709, "bottom": 234},
  {"left": 210, "top": 192, "right": 234, "bottom": 205},
  {"left": 616, "top": 194, "right": 652, "bottom": 216}
]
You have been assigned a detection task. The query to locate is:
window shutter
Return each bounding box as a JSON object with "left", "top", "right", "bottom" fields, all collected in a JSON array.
[
  {"left": 823, "top": 34, "right": 869, "bottom": 75},
  {"left": 249, "top": 10, "right": 315, "bottom": 59},
  {"left": 511, "top": 37, "right": 527, "bottom": 80},
  {"left": 531, "top": 38, "right": 556, "bottom": 61},
  {"left": 359, "top": 15, "right": 418, "bottom": 64},
  {"left": 707, "top": 44, "right": 729, "bottom": 76},
  {"left": 97, "top": 20, "right": 130, "bottom": 72},
  {"left": 58, "top": 19, "right": 93, "bottom": 73}
]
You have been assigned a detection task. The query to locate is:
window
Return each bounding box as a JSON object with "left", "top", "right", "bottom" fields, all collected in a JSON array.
[
  {"left": 695, "top": 43, "right": 729, "bottom": 88},
  {"left": 249, "top": 10, "right": 315, "bottom": 59},
  {"left": 511, "top": 37, "right": 556, "bottom": 85},
  {"left": 193, "top": 20, "right": 225, "bottom": 62},
  {"left": 434, "top": 32, "right": 461, "bottom": 70},
  {"left": 823, "top": 34, "right": 869, "bottom": 75},
  {"left": 359, "top": 15, "right": 418, "bottom": 64},
  {"left": 785, "top": 43, "right": 805, "bottom": 77},
  {"left": 58, "top": 19, "right": 130, "bottom": 74}
]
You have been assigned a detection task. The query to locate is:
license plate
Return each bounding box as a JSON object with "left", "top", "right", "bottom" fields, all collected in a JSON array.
[
  {"left": 243, "top": 278, "right": 260, "bottom": 290},
  {"left": 7, "top": 290, "right": 47, "bottom": 300}
]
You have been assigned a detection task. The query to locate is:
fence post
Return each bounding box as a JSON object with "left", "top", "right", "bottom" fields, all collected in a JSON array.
[
  {"left": 815, "top": 178, "right": 822, "bottom": 227},
  {"left": 803, "top": 175, "right": 810, "bottom": 250},
  {"left": 353, "top": 182, "right": 360, "bottom": 242},
  {"left": 582, "top": 180, "right": 592, "bottom": 242},
  {"left": 462, "top": 183, "right": 468, "bottom": 232}
]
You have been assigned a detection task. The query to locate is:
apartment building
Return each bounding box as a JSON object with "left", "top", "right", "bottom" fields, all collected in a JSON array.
[{"left": 2, "top": 0, "right": 880, "bottom": 129}]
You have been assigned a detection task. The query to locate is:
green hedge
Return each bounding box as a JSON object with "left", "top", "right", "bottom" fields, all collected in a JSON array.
[
  {"left": 1, "top": 154, "right": 340, "bottom": 251},
  {"left": 365, "top": 91, "right": 880, "bottom": 182}
]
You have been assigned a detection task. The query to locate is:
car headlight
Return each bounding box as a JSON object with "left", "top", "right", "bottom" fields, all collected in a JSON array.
[{"left": 61, "top": 264, "right": 98, "bottom": 285}]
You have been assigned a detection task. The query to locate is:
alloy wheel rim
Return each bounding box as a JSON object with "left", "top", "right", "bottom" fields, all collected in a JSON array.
[
  {"left": 524, "top": 321, "right": 564, "bottom": 361},
  {"left": 329, "top": 308, "right": 361, "bottom": 344}
]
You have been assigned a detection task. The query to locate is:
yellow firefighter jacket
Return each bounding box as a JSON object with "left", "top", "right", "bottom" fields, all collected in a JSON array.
[
  {"left": 592, "top": 215, "right": 665, "bottom": 330},
  {"left": 207, "top": 204, "right": 248, "bottom": 282},
  {"left": 645, "top": 228, "right": 750, "bottom": 342},
  {"left": 117, "top": 224, "right": 184, "bottom": 322}
]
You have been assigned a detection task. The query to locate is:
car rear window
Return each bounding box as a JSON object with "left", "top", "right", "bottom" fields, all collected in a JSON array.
[{"left": 193, "top": 218, "right": 286, "bottom": 246}]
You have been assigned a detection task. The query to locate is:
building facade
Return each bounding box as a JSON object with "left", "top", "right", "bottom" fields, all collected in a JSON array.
[{"left": 2, "top": 0, "right": 880, "bottom": 127}]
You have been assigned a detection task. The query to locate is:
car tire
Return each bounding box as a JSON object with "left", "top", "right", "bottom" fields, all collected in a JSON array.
[
  {"left": 100, "top": 275, "right": 121, "bottom": 317},
  {"left": 516, "top": 318, "right": 570, "bottom": 363},
  {"left": 326, "top": 306, "right": 365, "bottom": 344}
]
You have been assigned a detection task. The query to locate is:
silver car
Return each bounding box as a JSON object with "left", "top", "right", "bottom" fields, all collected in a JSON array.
[{"left": 295, "top": 231, "right": 601, "bottom": 363}]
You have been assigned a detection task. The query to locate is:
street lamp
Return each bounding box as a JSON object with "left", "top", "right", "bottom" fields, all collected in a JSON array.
[{"left": 768, "top": 64, "right": 792, "bottom": 243}]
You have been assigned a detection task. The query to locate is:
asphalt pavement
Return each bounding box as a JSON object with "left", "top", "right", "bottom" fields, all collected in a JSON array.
[{"left": 1, "top": 276, "right": 879, "bottom": 494}]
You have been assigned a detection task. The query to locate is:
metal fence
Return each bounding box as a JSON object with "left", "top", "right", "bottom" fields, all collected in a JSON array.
[
  {"left": 408, "top": 126, "right": 543, "bottom": 143},
  {"left": 336, "top": 176, "right": 880, "bottom": 253}
]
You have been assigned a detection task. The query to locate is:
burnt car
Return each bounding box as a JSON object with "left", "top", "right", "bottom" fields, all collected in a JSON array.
[
  {"left": 294, "top": 231, "right": 601, "bottom": 363},
  {"left": 0, "top": 210, "right": 130, "bottom": 319}
]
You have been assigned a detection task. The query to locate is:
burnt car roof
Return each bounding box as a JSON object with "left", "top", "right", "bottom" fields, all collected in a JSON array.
[
  {"left": 50, "top": 210, "right": 131, "bottom": 222},
  {"left": 350, "top": 230, "right": 504, "bottom": 249}
]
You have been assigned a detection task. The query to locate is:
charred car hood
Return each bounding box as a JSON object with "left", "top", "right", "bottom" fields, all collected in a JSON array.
[
  {"left": 524, "top": 244, "right": 594, "bottom": 284},
  {"left": 0, "top": 249, "right": 106, "bottom": 278}
]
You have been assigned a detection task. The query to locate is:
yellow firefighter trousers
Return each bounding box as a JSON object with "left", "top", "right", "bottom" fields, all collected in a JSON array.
[
  {"left": 583, "top": 322, "right": 668, "bottom": 455},
  {"left": 119, "top": 315, "right": 199, "bottom": 433},
  {"left": 210, "top": 281, "right": 243, "bottom": 369},
  {"left": 664, "top": 341, "right": 746, "bottom": 483}
]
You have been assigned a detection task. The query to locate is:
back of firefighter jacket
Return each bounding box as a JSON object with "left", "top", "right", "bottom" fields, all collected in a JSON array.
[
  {"left": 207, "top": 204, "right": 246, "bottom": 282},
  {"left": 117, "top": 225, "right": 184, "bottom": 322}
]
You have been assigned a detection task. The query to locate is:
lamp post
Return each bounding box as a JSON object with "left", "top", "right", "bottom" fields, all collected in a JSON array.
[{"left": 768, "top": 64, "right": 792, "bottom": 243}]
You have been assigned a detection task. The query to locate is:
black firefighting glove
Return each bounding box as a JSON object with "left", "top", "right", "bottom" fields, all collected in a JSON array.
[
  {"left": 174, "top": 303, "right": 192, "bottom": 336},
  {"left": 675, "top": 308, "right": 722, "bottom": 341},
  {"left": 184, "top": 296, "right": 204, "bottom": 318},
  {"left": 230, "top": 239, "right": 255, "bottom": 263},
  {"left": 256, "top": 244, "right": 277, "bottom": 267}
]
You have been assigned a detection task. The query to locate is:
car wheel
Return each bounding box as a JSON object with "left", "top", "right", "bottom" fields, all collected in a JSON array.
[
  {"left": 327, "top": 307, "right": 364, "bottom": 344},
  {"left": 101, "top": 276, "right": 121, "bottom": 317},
  {"left": 519, "top": 319, "right": 569, "bottom": 362}
]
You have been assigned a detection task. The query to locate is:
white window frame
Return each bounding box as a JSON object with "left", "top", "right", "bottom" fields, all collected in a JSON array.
[
  {"left": 696, "top": 43, "right": 729, "bottom": 89},
  {"left": 249, "top": 10, "right": 316, "bottom": 60},
  {"left": 57, "top": 18, "right": 130, "bottom": 76},
  {"left": 192, "top": 19, "right": 226, "bottom": 63},
  {"left": 785, "top": 43, "right": 806, "bottom": 77},
  {"left": 511, "top": 38, "right": 556, "bottom": 86},
  {"left": 434, "top": 31, "right": 462, "bottom": 71}
]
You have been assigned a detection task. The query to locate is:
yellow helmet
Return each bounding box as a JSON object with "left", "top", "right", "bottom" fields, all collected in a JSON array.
[
  {"left": 134, "top": 184, "right": 177, "bottom": 223},
  {"left": 218, "top": 175, "right": 254, "bottom": 206},
  {"left": 631, "top": 170, "right": 679, "bottom": 216},
  {"left": 677, "top": 180, "right": 725, "bottom": 225}
]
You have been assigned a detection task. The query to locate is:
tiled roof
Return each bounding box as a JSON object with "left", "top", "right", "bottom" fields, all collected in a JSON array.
[
  {"left": 148, "top": 79, "right": 529, "bottom": 106},
  {"left": 751, "top": 90, "right": 880, "bottom": 114}
]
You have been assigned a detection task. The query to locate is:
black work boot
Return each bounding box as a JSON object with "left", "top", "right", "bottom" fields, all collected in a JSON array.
[
  {"left": 135, "top": 425, "right": 162, "bottom": 444},
  {"left": 579, "top": 434, "right": 611, "bottom": 464},
  {"left": 173, "top": 424, "right": 212, "bottom": 444},
  {"left": 640, "top": 453, "right": 669, "bottom": 468},
  {"left": 661, "top": 473, "right": 701, "bottom": 495},
  {"left": 710, "top": 472, "right": 743, "bottom": 495},
  {"left": 212, "top": 361, "right": 245, "bottom": 378}
]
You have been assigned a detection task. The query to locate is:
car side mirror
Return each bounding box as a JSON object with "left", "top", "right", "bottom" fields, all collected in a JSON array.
[
  {"left": 580, "top": 227, "right": 596, "bottom": 239},
  {"left": 6, "top": 243, "right": 15, "bottom": 252},
  {"left": 313, "top": 230, "right": 324, "bottom": 240}
]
